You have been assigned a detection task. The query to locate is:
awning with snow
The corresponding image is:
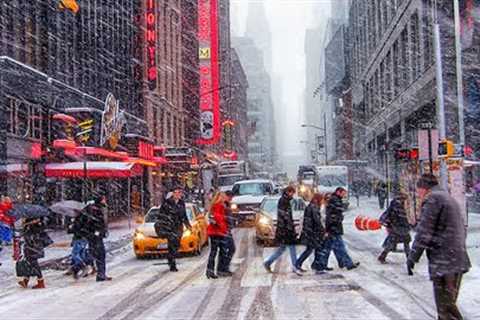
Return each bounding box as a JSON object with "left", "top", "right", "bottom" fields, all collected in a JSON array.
[
  {"left": 0, "top": 164, "right": 30, "bottom": 176},
  {"left": 45, "top": 162, "right": 143, "bottom": 179}
]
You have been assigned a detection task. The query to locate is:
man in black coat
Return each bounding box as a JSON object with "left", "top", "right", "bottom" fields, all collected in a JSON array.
[
  {"left": 263, "top": 186, "right": 303, "bottom": 276},
  {"left": 317, "top": 187, "right": 359, "bottom": 272},
  {"left": 155, "top": 186, "right": 192, "bottom": 272},
  {"left": 85, "top": 195, "right": 111, "bottom": 282},
  {"left": 407, "top": 174, "right": 471, "bottom": 320}
]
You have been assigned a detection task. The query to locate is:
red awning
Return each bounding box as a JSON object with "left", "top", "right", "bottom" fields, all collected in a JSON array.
[
  {"left": 0, "top": 164, "right": 29, "bottom": 176},
  {"left": 75, "top": 147, "right": 129, "bottom": 160},
  {"left": 153, "top": 156, "right": 168, "bottom": 165},
  {"left": 45, "top": 162, "right": 143, "bottom": 179}
]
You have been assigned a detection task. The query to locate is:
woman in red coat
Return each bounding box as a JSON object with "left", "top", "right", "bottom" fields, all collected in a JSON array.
[
  {"left": 206, "top": 192, "right": 228, "bottom": 279},
  {"left": 0, "top": 197, "right": 14, "bottom": 266}
]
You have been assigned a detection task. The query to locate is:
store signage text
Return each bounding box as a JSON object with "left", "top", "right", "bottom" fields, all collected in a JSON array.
[
  {"left": 222, "top": 119, "right": 234, "bottom": 156},
  {"left": 197, "top": 0, "right": 221, "bottom": 145},
  {"left": 138, "top": 141, "right": 154, "bottom": 160},
  {"left": 146, "top": 0, "right": 157, "bottom": 90},
  {"left": 100, "top": 94, "right": 126, "bottom": 150}
]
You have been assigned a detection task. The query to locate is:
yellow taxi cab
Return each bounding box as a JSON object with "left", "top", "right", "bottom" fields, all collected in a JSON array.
[{"left": 133, "top": 203, "right": 208, "bottom": 258}]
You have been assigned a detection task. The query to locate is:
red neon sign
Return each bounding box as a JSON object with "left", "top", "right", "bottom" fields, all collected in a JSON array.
[
  {"left": 146, "top": 0, "right": 157, "bottom": 90},
  {"left": 196, "top": 0, "right": 221, "bottom": 145},
  {"left": 138, "top": 141, "right": 154, "bottom": 160}
]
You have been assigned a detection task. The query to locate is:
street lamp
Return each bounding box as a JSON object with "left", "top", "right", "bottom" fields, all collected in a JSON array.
[{"left": 301, "top": 117, "right": 328, "bottom": 164}]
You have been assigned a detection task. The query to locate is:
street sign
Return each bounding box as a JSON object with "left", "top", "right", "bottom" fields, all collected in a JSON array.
[{"left": 418, "top": 129, "right": 438, "bottom": 161}]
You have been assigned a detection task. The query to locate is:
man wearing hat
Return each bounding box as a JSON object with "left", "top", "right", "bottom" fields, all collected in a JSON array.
[{"left": 156, "top": 186, "right": 192, "bottom": 272}]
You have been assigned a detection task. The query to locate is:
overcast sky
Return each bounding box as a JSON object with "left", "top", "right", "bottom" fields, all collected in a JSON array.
[{"left": 230, "top": 0, "right": 331, "bottom": 167}]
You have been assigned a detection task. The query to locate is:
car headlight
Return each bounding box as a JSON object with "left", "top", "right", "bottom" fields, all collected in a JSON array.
[
  {"left": 259, "top": 216, "right": 271, "bottom": 226},
  {"left": 299, "top": 185, "right": 307, "bottom": 193},
  {"left": 231, "top": 203, "right": 238, "bottom": 211},
  {"left": 134, "top": 230, "right": 145, "bottom": 240}
]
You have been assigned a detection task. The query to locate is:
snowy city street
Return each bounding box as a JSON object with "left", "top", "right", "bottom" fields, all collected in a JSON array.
[{"left": 1, "top": 198, "right": 479, "bottom": 320}]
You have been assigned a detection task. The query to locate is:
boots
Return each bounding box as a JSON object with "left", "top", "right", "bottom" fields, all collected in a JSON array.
[
  {"left": 18, "top": 278, "right": 29, "bottom": 288},
  {"left": 32, "top": 278, "right": 45, "bottom": 289},
  {"left": 378, "top": 251, "right": 388, "bottom": 264}
]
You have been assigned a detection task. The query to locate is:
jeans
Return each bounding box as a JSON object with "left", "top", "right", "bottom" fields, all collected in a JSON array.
[
  {"left": 433, "top": 273, "right": 464, "bottom": 320},
  {"left": 317, "top": 235, "right": 354, "bottom": 269},
  {"left": 207, "top": 236, "right": 226, "bottom": 274},
  {"left": 264, "top": 244, "right": 297, "bottom": 268},
  {"left": 218, "top": 234, "right": 235, "bottom": 272},
  {"left": 71, "top": 239, "right": 92, "bottom": 273},
  {"left": 89, "top": 238, "right": 106, "bottom": 280},
  {"left": 296, "top": 246, "right": 315, "bottom": 269}
]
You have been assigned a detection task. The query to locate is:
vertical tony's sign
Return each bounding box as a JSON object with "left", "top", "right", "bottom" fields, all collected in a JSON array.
[
  {"left": 146, "top": 0, "right": 157, "bottom": 90},
  {"left": 197, "top": 0, "right": 221, "bottom": 145}
]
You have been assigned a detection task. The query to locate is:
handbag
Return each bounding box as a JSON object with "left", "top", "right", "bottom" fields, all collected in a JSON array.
[
  {"left": 15, "top": 259, "right": 32, "bottom": 278},
  {"left": 40, "top": 232, "right": 54, "bottom": 248}
]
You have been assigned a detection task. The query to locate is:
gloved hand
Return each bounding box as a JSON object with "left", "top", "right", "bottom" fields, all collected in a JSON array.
[{"left": 406, "top": 259, "right": 415, "bottom": 276}]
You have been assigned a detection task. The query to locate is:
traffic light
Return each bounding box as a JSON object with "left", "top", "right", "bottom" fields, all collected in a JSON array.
[
  {"left": 394, "top": 148, "right": 419, "bottom": 161},
  {"left": 438, "top": 139, "right": 454, "bottom": 158}
]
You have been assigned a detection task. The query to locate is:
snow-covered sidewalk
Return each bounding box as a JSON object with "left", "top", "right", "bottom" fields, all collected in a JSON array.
[{"left": 0, "top": 218, "right": 138, "bottom": 287}]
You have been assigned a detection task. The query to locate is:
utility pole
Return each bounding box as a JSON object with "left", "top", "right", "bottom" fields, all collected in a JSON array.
[
  {"left": 433, "top": 0, "right": 448, "bottom": 190},
  {"left": 453, "top": 0, "right": 465, "bottom": 148}
]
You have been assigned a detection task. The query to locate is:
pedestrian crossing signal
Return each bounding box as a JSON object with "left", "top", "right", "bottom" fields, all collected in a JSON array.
[{"left": 438, "top": 140, "right": 454, "bottom": 158}]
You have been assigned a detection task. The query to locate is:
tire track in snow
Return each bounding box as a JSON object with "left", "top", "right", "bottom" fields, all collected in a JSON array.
[
  {"left": 213, "top": 230, "right": 251, "bottom": 320},
  {"left": 343, "top": 233, "right": 436, "bottom": 319},
  {"left": 97, "top": 248, "right": 209, "bottom": 320}
]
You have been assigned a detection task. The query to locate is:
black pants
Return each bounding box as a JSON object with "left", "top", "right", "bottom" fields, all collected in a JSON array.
[
  {"left": 167, "top": 235, "right": 180, "bottom": 268},
  {"left": 207, "top": 236, "right": 225, "bottom": 274},
  {"left": 433, "top": 274, "right": 464, "bottom": 320},
  {"left": 378, "top": 196, "right": 386, "bottom": 209},
  {"left": 26, "top": 257, "right": 42, "bottom": 278},
  {"left": 218, "top": 234, "right": 235, "bottom": 272},
  {"left": 89, "top": 238, "right": 106, "bottom": 280}
]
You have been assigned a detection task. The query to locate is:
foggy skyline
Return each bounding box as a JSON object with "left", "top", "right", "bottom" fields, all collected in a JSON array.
[{"left": 231, "top": 0, "right": 331, "bottom": 170}]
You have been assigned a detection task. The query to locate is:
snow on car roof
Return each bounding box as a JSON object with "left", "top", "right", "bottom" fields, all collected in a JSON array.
[{"left": 234, "top": 179, "right": 273, "bottom": 184}]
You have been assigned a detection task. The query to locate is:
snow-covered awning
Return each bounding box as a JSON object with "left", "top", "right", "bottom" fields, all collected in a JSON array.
[
  {"left": 45, "top": 162, "right": 143, "bottom": 179},
  {"left": 0, "top": 164, "right": 29, "bottom": 176}
]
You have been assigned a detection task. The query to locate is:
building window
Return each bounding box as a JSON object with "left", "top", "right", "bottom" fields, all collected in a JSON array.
[
  {"left": 422, "top": 0, "right": 434, "bottom": 68},
  {"left": 411, "top": 13, "right": 421, "bottom": 81}
]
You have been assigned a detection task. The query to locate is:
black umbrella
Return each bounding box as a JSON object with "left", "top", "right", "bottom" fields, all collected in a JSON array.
[{"left": 9, "top": 204, "right": 51, "bottom": 219}]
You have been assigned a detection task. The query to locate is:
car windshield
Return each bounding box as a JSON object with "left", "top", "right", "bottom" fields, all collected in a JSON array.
[
  {"left": 145, "top": 208, "right": 160, "bottom": 223},
  {"left": 218, "top": 175, "right": 243, "bottom": 186},
  {"left": 145, "top": 207, "right": 195, "bottom": 223},
  {"left": 318, "top": 174, "right": 347, "bottom": 187},
  {"left": 261, "top": 199, "right": 278, "bottom": 217},
  {"left": 232, "top": 183, "right": 272, "bottom": 196}
]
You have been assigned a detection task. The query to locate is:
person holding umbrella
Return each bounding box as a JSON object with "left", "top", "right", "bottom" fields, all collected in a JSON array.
[{"left": 18, "top": 217, "right": 52, "bottom": 289}]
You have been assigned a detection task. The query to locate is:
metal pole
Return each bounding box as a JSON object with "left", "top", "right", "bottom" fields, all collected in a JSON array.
[
  {"left": 324, "top": 113, "right": 328, "bottom": 165},
  {"left": 427, "top": 128, "right": 434, "bottom": 174},
  {"left": 433, "top": 6, "right": 449, "bottom": 190},
  {"left": 453, "top": 0, "right": 465, "bottom": 147},
  {"left": 83, "top": 147, "right": 87, "bottom": 202},
  {"left": 128, "top": 178, "right": 131, "bottom": 230}
]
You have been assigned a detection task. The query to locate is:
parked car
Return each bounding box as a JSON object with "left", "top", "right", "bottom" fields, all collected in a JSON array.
[
  {"left": 231, "top": 179, "right": 277, "bottom": 226},
  {"left": 255, "top": 196, "right": 307, "bottom": 246},
  {"left": 133, "top": 203, "right": 208, "bottom": 258}
]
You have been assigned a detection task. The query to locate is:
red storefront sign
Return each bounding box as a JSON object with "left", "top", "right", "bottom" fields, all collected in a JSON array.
[
  {"left": 138, "top": 140, "right": 154, "bottom": 160},
  {"left": 146, "top": 0, "right": 157, "bottom": 90},
  {"left": 196, "top": 0, "right": 221, "bottom": 145}
]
